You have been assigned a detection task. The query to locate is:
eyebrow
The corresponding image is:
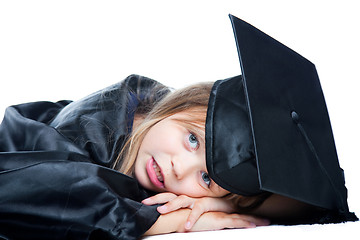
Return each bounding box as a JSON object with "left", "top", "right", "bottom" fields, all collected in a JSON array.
[{"left": 172, "top": 119, "right": 205, "bottom": 142}]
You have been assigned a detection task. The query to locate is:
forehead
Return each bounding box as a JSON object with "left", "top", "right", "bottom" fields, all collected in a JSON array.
[{"left": 168, "top": 112, "right": 205, "bottom": 136}]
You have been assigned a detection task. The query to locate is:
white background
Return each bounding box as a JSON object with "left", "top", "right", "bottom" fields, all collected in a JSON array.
[{"left": 1, "top": 0, "right": 359, "bottom": 237}]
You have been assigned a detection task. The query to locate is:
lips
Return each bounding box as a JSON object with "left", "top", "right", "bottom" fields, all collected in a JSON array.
[{"left": 146, "top": 157, "right": 165, "bottom": 188}]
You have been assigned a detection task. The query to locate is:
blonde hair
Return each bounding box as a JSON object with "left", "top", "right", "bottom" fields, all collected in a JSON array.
[{"left": 112, "top": 81, "right": 213, "bottom": 175}]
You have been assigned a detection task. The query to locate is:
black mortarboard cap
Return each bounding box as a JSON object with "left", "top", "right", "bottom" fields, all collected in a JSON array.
[{"left": 206, "top": 14, "right": 350, "bottom": 213}]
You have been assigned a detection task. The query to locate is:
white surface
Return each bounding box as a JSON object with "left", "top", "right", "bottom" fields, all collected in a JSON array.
[
  {"left": 144, "top": 221, "right": 360, "bottom": 240},
  {"left": 1, "top": 0, "right": 359, "bottom": 238}
]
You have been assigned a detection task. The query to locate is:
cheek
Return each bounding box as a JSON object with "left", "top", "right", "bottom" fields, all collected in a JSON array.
[
  {"left": 145, "top": 131, "right": 180, "bottom": 154},
  {"left": 167, "top": 178, "right": 208, "bottom": 197}
]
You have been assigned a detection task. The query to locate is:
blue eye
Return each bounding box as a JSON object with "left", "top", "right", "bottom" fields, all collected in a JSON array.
[
  {"left": 201, "top": 171, "right": 211, "bottom": 187},
  {"left": 188, "top": 133, "right": 199, "bottom": 150}
]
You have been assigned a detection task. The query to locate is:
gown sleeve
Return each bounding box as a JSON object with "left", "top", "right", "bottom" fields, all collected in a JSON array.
[{"left": 0, "top": 75, "right": 169, "bottom": 240}]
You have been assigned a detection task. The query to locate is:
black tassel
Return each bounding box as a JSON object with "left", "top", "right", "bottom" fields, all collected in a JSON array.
[
  {"left": 315, "top": 210, "right": 358, "bottom": 224},
  {"left": 271, "top": 210, "right": 358, "bottom": 226}
]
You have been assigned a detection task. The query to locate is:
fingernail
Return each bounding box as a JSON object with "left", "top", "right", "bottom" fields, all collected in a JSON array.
[
  {"left": 142, "top": 198, "right": 150, "bottom": 204},
  {"left": 185, "top": 221, "right": 191, "bottom": 229},
  {"left": 157, "top": 205, "right": 167, "bottom": 213}
]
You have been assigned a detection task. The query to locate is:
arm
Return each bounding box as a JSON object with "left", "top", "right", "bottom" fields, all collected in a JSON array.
[
  {"left": 144, "top": 208, "right": 269, "bottom": 236},
  {"left": 142, "top": 192, "right": 236, "bottom": 230},
  {"left": 142, "top": 192, "right": 270, "bottom": 235},
  {"left": 143, "top": 192, "right": 318, "bottom": 231}
]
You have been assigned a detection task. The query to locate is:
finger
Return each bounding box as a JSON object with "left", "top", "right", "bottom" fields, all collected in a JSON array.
[
  {"left": 157, "top": 195, "right": 194, "bottom": 214},
  {"left": 188, "top": 212, "right": 257, "bottom": 232},
  {"left": 142, "top": 192, "right": 177, "bottom": 205},
  {"left": 222, "top": 215, "right": 257, "bottom": 229},
  {"left": 184, "top": 203, "right": 206, "bottom": 230}
]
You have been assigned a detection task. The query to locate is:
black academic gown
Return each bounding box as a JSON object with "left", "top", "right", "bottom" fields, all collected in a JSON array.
[{"left": 0, "top": 75, "right": 169, "bottom": 240}]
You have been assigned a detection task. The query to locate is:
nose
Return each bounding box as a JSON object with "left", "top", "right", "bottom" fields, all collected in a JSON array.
[
  {"left": 171, "top": 159, "right": 181, "bottom": 180},
  {"left": 171, "top": 154, "right": 199, "bottom": 180}
]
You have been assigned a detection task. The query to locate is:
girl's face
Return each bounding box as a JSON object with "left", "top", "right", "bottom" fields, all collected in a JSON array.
[{"left": 134, "top": 112, "right": 229, "bottom": 198}]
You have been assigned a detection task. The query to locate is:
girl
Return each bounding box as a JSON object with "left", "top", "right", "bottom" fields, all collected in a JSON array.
[
  {"left": 0, "top": 73, "right": 356, "bottom": 240},
  {"left": 1, "top": 11, "right": 357, "bottom": 239},
  {"left": 0, "top": 74, "right": 268, "bottom": 240},
  {"left": 112, "top": 76, "right": 273, "bottom": 234}
]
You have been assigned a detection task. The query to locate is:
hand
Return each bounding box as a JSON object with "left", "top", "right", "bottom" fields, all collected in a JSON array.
[
  {"left": 142, "top": 192, "right": 236, "bottom": 230},
  {"left": 187, "top": 211, "right": 270, "bottom": 233},
  {"left": 144, "top": 209, "right": 270, "bottom": 235}
]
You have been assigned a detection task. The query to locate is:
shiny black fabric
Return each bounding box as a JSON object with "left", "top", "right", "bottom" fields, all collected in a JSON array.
[
  {"left": 0, "top": 75, "right": 169, "bottom": 240},
  {"left": 206, "top": 15, "right": 357, "bottom": 223},
  {"left": 206, "top": 75, "right": 260, "bottom": 196}
]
